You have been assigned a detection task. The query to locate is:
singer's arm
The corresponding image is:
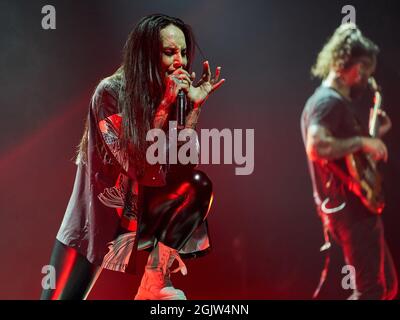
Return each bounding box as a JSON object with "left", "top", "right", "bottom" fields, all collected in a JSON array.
[
  {"left": 153, "top": 97, "right": 201, "bottom": 130},
  {"left": 154, "top": 69, "right": 192, "bottom": 129},
  {"left": 185, "top": 61, "right": 225, "bottom": 129},
  {"left": 185, "top": 104, "right": 202, "bottom": 129},
  {"left": 153, "top": 99, "right": 172, "bottom": 129}
]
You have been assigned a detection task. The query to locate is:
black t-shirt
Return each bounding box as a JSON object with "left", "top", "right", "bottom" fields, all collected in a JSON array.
[{"left": 301, "top": 86, "right": 368, "bottom": 213}]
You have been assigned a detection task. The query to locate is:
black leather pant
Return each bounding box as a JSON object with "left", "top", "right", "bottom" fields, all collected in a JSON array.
[
  {"left": 40, "top": 169, "right": 213, "bottom": 300},
  {"left": 139, "top": 168, "right": 213, "bottom": 251},
  {"left": 40, "top": 239, "right": 100, "bottom": 300}
]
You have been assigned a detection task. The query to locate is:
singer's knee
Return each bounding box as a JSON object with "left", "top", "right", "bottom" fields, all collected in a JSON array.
[{"left": 189, "top": 170, "right": 213, "bottom": 201}]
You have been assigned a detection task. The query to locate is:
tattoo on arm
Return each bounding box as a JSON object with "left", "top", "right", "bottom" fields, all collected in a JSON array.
[
  {"left": 153, "top": 101, "right": 202, "bottom": 130},
  {"left": 153, "top": 101, "right": 171, "bottom": 129},
  {"left": 185, "top": 107, "right": 201, "bottom": 129},
  {"left": 306, "top": 124, "right": 363, "bottom": 160}
]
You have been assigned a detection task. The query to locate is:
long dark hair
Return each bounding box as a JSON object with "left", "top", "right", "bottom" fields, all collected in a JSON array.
[
  {"left": 122, "top": 14, "right": 195, "bottom": 175},
  {"left": 77, "top": 14, "right": 195, "bottom": 175}
]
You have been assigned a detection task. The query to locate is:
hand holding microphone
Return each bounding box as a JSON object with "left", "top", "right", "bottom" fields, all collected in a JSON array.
[
  {"left": 161, "top": 68, "right": 192, "bottom": 106},
  {"left": 160, "top": 68, "right": 192, "bottom": 130}
]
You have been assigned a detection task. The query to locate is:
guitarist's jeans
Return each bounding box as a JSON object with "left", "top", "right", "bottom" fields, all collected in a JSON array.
[{"left": 323, "top": 193, "right": 398, "bottom": 300}]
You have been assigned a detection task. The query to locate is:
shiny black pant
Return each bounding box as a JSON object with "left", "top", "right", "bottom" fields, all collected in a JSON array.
[
  {"left": 40, "top": 169, "right": 213, "bottom": 300},
  {"left": 139, "top": 168, "right": 212, "bottom": 251}
]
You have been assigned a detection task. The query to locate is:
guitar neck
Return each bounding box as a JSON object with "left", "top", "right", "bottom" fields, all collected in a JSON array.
[{"left": 369, "top": 90, "right": 382, "bottom": 138}]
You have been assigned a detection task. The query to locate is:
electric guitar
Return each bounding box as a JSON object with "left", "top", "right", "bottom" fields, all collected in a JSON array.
[{"left": 345, "top": 77, "right": 385, "bottom": 214}]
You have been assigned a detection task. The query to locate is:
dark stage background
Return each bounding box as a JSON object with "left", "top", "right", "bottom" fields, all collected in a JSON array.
[{"left": 0, "top": 0, "right": 399, "bottom": 299}]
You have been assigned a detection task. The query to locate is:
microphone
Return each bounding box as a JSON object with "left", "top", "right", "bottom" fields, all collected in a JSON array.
[{"left": 177, "top": 90, "right": 186, "bottom": 130}]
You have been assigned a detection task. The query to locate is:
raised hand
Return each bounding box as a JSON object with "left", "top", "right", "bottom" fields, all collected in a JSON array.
[
  {"left": 188, "top": 61, "right": 225, "bottom": 108},
  {"left": 162, "top": 68, "right": 193, "bottom": 106}
]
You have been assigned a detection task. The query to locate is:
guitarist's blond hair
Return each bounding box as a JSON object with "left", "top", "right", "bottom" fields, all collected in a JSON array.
[{"left": 311, "top": 23, "right": 379, "bottom": 80}]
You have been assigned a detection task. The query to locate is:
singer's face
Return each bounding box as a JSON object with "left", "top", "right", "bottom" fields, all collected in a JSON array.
[{"left": 160, "top": 24, "right": 188, "bottom": 79}]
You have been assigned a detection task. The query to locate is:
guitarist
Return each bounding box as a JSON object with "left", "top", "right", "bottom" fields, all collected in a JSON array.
[{"left": 301, "top": 23, "right": 398, "bottom": 299}]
